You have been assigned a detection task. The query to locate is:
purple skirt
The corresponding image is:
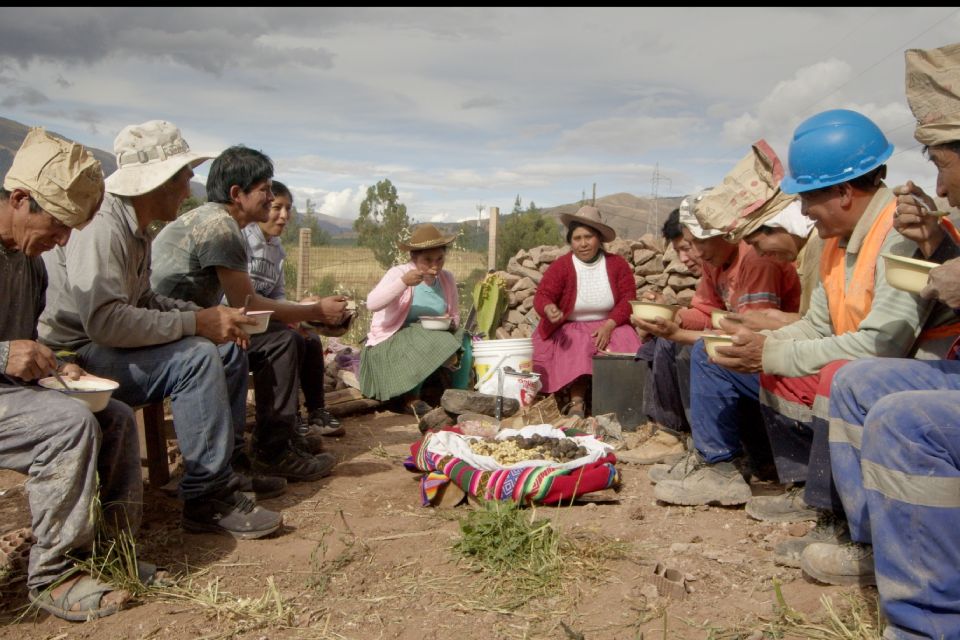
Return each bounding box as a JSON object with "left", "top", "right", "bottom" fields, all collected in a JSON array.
[{"left": 532, "top": 320, "right": 642, "bottom": 393}]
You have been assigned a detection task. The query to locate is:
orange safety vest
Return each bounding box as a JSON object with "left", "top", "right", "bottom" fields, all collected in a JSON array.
[{"left": 821, "top": 199, "right": 960, "bottom": 338}]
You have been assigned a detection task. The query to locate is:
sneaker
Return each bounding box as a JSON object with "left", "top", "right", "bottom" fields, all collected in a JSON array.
[
  {"left": 800, "top": 541, "right": 876, "bottom": 586},
  {"left": 618, "top": 430, "right": 686, "bottom": 465},
  {"left": 252, "top": 444, "right": 336, "bottom": 482},
  {"left": 745, "top": 485, "right": 818, "bottom": 523},
  {"left": 306, "top": 408, "right": 345, "bottom": 437},
  {"left": 232, "top": 472, "right": 287, "bottom": 501},
  {"left": 653, "top": 457, "right": 752, "bottom": 506},
  {"left": 182, "top": 490, "right": 283, "bottom": 540},
  {"left": 774, "top": 510, "right": 850, "bottom": 568},
  {"left": 294, "top": 417, "right": 326, "bottom": 455},
  {"left": 231, "top": 452, "right": 288, "bottom": 500}
]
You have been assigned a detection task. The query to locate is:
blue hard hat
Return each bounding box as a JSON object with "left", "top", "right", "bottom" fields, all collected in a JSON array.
[{"left": 780, "top": 109, "right": 894, "bottom": 194}]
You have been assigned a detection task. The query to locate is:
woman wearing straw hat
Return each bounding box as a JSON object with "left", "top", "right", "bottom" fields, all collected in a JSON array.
[
  {"left": 360, "top": 224, "right": 463, "bottom": 416},
  {"left": 532, "top": 205, "right": 641, "bottom": 417}
]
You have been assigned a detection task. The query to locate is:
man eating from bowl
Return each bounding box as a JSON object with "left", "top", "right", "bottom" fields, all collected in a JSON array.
[{"left": 0, "top": 128, "right": 147, "bottom": 621}]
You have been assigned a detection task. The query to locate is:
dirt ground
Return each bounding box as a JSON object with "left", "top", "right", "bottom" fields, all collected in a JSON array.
[{"left": 0, "top": 408, "right": 879, "bottom": 640}]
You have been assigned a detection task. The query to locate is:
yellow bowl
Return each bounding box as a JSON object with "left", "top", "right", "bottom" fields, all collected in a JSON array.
[
  {"left": 631, "top": 301, "right": 678, "bottom": 323},
  {"left": 881, "top": 252, "right": 937, "bottom": 294},
  {"left": 711, "top": 310, "right": 730, "bottom": 329},
  {"left": 38, "top": 375, "right": 120, "bottom": 413},
  {"left": 702, "top": 334, "right": 735, "bottom": 358}
]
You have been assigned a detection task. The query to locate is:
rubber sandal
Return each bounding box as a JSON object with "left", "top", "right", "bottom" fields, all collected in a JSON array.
[
  {"left": 561, "top": 400, "right": 586, "bottom": 419},
  {"left": 29, "top": 573, "right": 131, "bottom": 621}
]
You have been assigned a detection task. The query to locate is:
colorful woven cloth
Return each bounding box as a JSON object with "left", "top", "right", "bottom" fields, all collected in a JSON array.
[{"left": 406, "top": 429, "right": 621, "bottom": 506}]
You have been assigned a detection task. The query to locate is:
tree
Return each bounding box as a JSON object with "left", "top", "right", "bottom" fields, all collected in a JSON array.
[
  {"left": 353, "top": 179, "right": 411, "bottom": 268},
  {"left": 281, "top": 208, "right": 332, "bottom": 247},
  {"left": 496, "top": 200, "right": 563, "bottom": 270}
]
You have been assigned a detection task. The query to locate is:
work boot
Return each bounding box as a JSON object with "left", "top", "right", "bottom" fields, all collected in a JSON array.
[
  {"left": 745, "top": 484, "right": 818, "bottom": 523},
  {"left": 800, "top": 542, "right": 876, "bottom": 586},
  {"left": 654, "top": 457, "right": 752, "bottom": 506},
  {"left": 306, "top": 407, "right": 345, "bottom": 436},
  {"left": 618, "top": 430, "right": 686, "bottom": 465},
  {"left": 182, "top": 489, "right": 283, "bottom": 540},
  {"left": 251, "top": 442, "right": 336, "bottom": 482},
  {"left": 648, "top": 449, "right": 700, "bottom": 484},
  {"left": 774, "top": 510, "right": 850, "bottom": 567}
]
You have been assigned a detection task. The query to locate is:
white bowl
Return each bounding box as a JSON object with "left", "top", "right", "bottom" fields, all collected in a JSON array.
[
  {"left": 38, "top": 375, "right": 120, "bottom": 413},
  {"left": 420, "top": 315, "right": 452, "bottom": 331},
  {"left": 630, "top": 301, "right": 678, "bottom": 323},
  {"left": 702, "top": 334, "right": 735, "bottom": 358},
  {"left": 244, "top": 310, "right": 274, "bottom": 335},
  {"left": 711, "top": 309, "right": 730, "bottom": 329},
  {"left": 881, "top": 252, "right": 937, "bottom": 294}
]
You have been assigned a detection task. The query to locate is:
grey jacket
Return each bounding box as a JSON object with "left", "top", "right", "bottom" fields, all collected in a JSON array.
[{"left": 39, "top": 193, "right": 199, "bottom": 351}]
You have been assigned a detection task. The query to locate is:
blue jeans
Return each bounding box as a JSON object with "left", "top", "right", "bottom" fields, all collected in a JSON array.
[{"left": 77, "top": 337, "right": 248, "bottom": 500}]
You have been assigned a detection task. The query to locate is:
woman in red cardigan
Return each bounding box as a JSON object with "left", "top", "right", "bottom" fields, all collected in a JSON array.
[{"left": 532, "top": 206, "right": 641, "bottom": 417}]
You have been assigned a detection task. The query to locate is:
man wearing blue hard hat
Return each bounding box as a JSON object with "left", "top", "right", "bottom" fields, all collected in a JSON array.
[
  {"left": 809, "top": 42, "right": 960, "bottom": 639},
  {"left": 652, "top": 106, "right": 957, "bottom": 566}
]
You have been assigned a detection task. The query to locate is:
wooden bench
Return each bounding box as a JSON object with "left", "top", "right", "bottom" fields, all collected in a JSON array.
[{"left": 136, "top": 402, "right": 170, "bottom": 487}]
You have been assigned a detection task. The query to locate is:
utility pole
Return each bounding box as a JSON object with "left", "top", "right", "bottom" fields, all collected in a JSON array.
[
  {"left": 475, "top": 203, "right": 484, "bottom": 229},
  {"left": 592, "top": 183, "right": 596, "bottom": 206},
  {"left": 650, "top": 163, "right": 672, "bottom": 236}
]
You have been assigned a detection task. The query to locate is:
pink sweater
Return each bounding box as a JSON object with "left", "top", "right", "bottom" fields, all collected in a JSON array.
[{"left": 364, "top": 262, "right": 460, "bottom": 347}]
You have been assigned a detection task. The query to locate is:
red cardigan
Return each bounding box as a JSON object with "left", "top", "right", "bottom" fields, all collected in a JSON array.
[{"left": 533, "top": 251, "right": 636, "bottom": 339}]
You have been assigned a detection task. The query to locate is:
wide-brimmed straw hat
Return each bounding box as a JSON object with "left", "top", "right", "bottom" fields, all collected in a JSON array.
[
  {"left": 104, "top": 120, "right": 215, "bottom": 197},
  {"left": 560, "top": 205, "right": 616, "bottom": 243},
  {"left": 398, "top": 223, "right": 457, "bottom": 251}
]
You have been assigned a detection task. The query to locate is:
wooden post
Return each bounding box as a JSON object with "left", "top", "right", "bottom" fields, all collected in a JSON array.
[
  {"left": 297, "top": 227, "right": 311, "bottom": 300},
  {"left": 487, "top": 206, "right": 499, "bottom": 272},
  {"left": 592, "top": 183, "right": 596, "bottom": 206}
]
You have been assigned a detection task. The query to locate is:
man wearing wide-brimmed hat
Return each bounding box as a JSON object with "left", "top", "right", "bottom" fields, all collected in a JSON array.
[
  {"left": 39, "top": 121, "right": 283, "bottom": 541},
  {"left": 149, "top": 145, "right": 349, "bottom": 484},
  {"left": 532, "top": 205, "right": 641, "bottom": 418},
  {"left": 361, "top": 223, "right": 463, "bottom": 416},
  {"left": 0, "top": 127, "right": 145, "bottom": 621},
  {"left": 806, "top": 42, "right": 960, "bottom": 635}
]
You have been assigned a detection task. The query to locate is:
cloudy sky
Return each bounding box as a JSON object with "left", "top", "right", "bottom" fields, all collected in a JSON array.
[{"left": 1, "top": 7, "right": 958, "bottom": 224}]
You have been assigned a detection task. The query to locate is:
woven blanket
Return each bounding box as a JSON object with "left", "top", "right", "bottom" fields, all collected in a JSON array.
[{"left": 406, "top": 426, "right": 621, "bottom": 506}]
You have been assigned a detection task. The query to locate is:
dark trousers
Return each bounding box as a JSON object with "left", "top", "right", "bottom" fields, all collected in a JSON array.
[
  {"left": 248, "top": 321, "right": 301, "bottom": 455},
  {"left": 292, "top": 330, "right": 327, "bottom": 410},
  {"left": 636, "top": 337, "right": 692, "bottom": 434}
]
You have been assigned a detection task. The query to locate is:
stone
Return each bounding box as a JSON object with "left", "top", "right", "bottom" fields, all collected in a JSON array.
[
  {"left": 668, "top": 274, "right": 698, "bottom": 289},
  {"left": 418, "top": 406, "right": 455, "bottom": 433},
  {"left": 635, "top": 258, "right": 665, "bottom": 276},
  {"left": 516, "top": 266, "right": 543, "bottom": 284},
  {"left": 440, "top": 389, "right": 519, "bottom": 417},
  {"left": 646, "top": 272, "right": 669, "bottom": 288},
  {"left": 633, "top": 248, "right": 657, "bottom": 266}
]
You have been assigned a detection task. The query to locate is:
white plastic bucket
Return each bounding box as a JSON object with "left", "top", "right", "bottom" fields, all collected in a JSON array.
[{"left": 472, "top": 338, "right": 534, "bottom": 398}]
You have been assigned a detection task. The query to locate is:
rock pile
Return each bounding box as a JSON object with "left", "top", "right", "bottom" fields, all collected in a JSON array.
[{"left": 490, "top": 234, "right": 699, "bottom": 339}]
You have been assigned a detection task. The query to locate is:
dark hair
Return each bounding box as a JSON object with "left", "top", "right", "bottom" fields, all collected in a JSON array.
[
  {"left": 661, "top": 208, "right": 682, "bottom": 240},
  {"left": 410, "top": 246, "right": 448, "bottom": 259},
  {"left": 924, "top": 141, "right": 960, "bottom": 157},
  {"left": 565, "top": 221, "right": 601, "bottom": 244},
  {"left": 271, "top": 180, "right": 293, "bottom": 203},
  {"left": 847, "top": 165, "right": 886, "bottom": 191},
  {"left": 0, "top": 188, "right": 41, "bottom": 212},
  {"left": 206, "top": 145, "right": 274, "bottom": 204}
]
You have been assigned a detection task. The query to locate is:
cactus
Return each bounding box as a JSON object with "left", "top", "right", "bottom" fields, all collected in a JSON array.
[{"left": 472, "top": 273, "right": 508, "bottom": 339}]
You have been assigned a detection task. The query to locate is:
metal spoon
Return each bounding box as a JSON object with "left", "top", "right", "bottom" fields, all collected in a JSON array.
[{"left": 52, "top": 370, "right": 72, "bottom": 390}]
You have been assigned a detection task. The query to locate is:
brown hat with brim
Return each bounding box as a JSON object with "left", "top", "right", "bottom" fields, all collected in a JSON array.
[
  {"left": 560, "top": 205, "right": 616, "bottom": 243},
  {"left": 398, "top": 223, "right": 457, "bottom": 251}
]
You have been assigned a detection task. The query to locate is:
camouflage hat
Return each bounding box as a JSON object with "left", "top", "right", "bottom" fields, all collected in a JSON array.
[{"left": 3, "top": 127, "right": 104, "bottom": 228}]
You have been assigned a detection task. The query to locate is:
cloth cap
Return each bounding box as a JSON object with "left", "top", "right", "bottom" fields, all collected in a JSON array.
[
  {"left": 678, "top": 190, "right": 725, "bottom": 239},
  {"left": 398, "top": 223, "right": 457, "bottom": 251},
  {"left": 906, "top": 42, "right": 960, "bottom": 146},
  {"left": 104, "top": 120, "right": 214, "bottom": 196},
  {"left": 3, "top": 127, "right": 104, "bottom": 228},
  {"left": 757, "top": 200, "right": 813, "bottom": 237},
  {"left": 559, "top": 205, "right": 616, "bottom": 242}
]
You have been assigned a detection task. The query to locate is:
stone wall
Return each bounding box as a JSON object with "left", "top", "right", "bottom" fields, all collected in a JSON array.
[{"left": 490, "top": 234, "right": 698, "bottom": 339}]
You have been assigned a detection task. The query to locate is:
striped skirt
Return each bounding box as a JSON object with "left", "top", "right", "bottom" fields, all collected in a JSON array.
[{"left": 360, "top": 325, "right": 465, "bottom": 401}]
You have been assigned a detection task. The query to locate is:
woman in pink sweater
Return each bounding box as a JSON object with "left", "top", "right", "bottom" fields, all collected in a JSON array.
[
  {"left": 360, "top": 225, "right": 462, "bottom": 416},
  {"left": 533, "top": 206, "right": 641, "bottom": 417}
]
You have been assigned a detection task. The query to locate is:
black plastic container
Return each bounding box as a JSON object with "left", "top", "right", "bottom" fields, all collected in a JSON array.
[{"left": 591, "top": 352, "right": 646, "bottom": 431}]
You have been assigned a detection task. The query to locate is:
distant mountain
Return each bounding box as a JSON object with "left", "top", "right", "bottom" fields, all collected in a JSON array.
[
  {"left": 0, "top": 116, "right": 208, "bottom": 198},
  {"left": 540, "top": 192, "right": 686, "bottom": 240}
]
